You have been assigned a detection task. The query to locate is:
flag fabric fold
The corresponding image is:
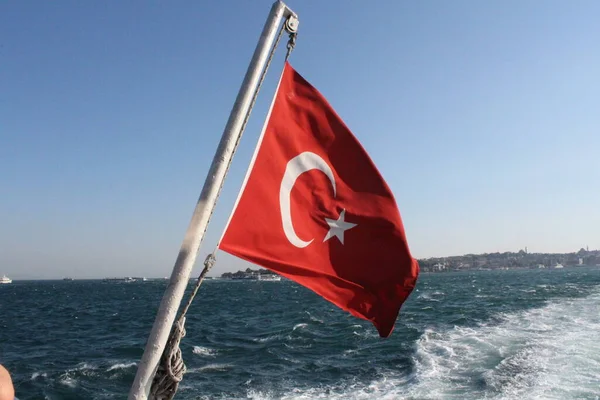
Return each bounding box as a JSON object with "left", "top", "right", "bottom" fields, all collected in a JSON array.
[{"left": 219, "top": 62, "right": 419, "bottom": 337}]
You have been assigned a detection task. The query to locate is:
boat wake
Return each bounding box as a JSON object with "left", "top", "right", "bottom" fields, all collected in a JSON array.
[
  {"left": 410, "top": 289, "right": 600, "bottom": 399},
  {"left": 241, "top": 289, "right": 600, "bottom": 400}
]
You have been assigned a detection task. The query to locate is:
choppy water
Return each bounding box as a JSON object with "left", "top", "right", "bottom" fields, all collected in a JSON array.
[{"left": 1, "top": 267, "right": 600, "bottom": 399}]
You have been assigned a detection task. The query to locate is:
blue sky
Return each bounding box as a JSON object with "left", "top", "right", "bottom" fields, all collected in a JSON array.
[{"left": 1, "top": 1, "right": 599, "bottom": 279}]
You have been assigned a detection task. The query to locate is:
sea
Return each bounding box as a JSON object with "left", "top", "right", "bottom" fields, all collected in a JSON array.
[{"left": 1, "top": 267, "right": 599, "bottom": 400}]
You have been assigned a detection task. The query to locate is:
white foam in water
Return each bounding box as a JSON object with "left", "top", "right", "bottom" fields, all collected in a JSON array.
[
  {"left": 58, "top": 375, "right": 77, "bottom": 388},
  {"left": 411, "top": 290, "right": 600, "bottom": 400},
  {"left": 187, "top": 363, "right": 234, "bottom": 373},
  {"left": 30, "top": 372, "right": 47, "bottom": 380},
  {"left": 247, "top": 290, "right": 600, "bottom": 400},
  {"left": 72, "top": 362, "right": 98, "bottom": 371},
  {"left": 253, "top": 334, "right": 285, "bottom": 343},
  {"left": 192, "top": 345, "right": 218, "bottom": 357},
  {"left": 106, "top": 362, "right": 137, "bottom": 371},
  {"left": 292, "top": 323, "right": 308, "bottom": 331}
]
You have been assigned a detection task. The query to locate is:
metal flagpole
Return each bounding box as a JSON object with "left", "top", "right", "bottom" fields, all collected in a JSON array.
[{"left": 128, "top": 2, "right": 298, "bottom": 399}]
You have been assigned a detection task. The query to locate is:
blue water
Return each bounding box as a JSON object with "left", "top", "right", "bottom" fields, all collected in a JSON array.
[{"left": 1, "top": 267, "right": 600, "bottom": 399}]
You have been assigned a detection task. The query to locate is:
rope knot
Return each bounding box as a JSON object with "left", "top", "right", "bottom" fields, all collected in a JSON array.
[
  {"left": 150, "top": 317, "right": 187, "bottom": 400},
  {"left": 204, "top": 253, "right": 216, "bottom": 269}
]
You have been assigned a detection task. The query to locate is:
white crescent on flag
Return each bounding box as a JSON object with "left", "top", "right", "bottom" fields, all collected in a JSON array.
[{"left": 279, "top": 152, "right": 336, "bottom": 248}]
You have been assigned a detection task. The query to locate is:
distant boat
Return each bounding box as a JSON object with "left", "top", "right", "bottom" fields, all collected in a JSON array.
[
  {"left": 230, "top": 273, "right": 281, "bottom": 281},
  {"left": 0, "top": 275, "right": 12, "bottom": 284},
  {"left": 63, "top": 278, "right": 74, "bottom": 281},
  {"left": 103, "top": 277, "right": 137, "bottom": 283},
  {"left": 554, "top": 263, "right": 564, "bottom": 269},
  {"left": 258, "top": 274, "right": 281, "bottom": 281}
]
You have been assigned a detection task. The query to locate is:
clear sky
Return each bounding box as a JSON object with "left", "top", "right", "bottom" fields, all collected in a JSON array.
[{"left": 1, "top": 1, "right": 599, "bottom": 279}]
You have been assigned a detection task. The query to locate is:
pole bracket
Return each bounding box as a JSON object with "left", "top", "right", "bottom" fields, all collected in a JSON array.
[{"left": 285, "top": 15, "right": 299, "bottom": 34}]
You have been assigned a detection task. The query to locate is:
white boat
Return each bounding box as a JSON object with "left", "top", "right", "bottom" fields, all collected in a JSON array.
[
  {"left": 258, "top": 274, "right": 281, "bottom": 281},
  {"left": 0, "top": 275, "right": 12, "bottom": 284},
  {"left": 554, "top": 263, "right": 564, "bottom": 269}
]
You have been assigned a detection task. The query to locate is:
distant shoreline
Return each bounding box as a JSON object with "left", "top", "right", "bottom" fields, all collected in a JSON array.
[
  {"left": 417, "top": 248, "right": 599, "bottom": 273},
  {"left": 5, "top": 249, "right": 598, "bottom": 280}
]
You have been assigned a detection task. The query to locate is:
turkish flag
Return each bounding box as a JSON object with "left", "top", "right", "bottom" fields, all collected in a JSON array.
[{"left": 219, "top": 62, "right": 419, "bottom": 337}]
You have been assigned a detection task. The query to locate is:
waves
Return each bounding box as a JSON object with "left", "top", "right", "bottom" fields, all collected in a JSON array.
[
  {"left": 232, "top": 288, "right": 600, "bottom": 400},
  {"left": 25, "top": 360, "right": 138, "bottom": 395},
  {"left": 3, "top": 268, "right": 600, "bottom": 399}
]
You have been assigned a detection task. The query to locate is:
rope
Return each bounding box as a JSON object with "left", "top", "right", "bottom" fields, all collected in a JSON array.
[
  {"left": 150, "top": 256, "right": 215, "bottom": 400},
  {"left": 149, "top": 18, "right": 297, "bottom": 400}
]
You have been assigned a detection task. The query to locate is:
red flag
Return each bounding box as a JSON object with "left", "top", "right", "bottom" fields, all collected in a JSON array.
[{"left": 219, "top": 62, "right": 419, "bottom": 337}]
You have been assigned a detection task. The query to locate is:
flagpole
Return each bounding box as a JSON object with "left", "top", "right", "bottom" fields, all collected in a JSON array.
[{"left": 128, "top": 2, "right": 297, "bottom": 399}]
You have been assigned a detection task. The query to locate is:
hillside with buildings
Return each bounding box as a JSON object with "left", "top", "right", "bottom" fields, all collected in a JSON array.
[{"left": 418, "top": 248, "right": 599, "bottom": 272}]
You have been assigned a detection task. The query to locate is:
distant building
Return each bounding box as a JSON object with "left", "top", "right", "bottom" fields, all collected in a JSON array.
[{"left": 433, "top": 263, "right": 446, "bottom": 271}]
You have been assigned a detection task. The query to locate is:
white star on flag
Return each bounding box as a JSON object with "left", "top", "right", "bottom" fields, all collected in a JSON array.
[{"left": 323, "top": 209, "right": 357, "bottom": 245}]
